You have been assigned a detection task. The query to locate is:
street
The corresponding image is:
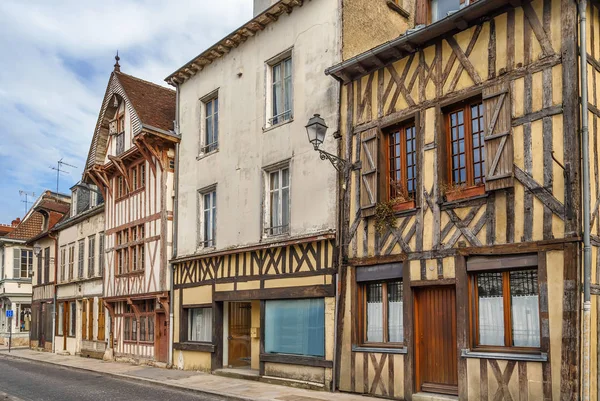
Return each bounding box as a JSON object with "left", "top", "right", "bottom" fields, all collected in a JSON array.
[{"left": 0, "top": 355, "right": 228, "bottom": 401}]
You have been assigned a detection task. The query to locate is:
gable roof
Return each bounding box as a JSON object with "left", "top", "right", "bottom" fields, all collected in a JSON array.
[
  {"left": 165, "top": 0, "right": 304, "bottom": 85},
  {"left": 85, "top": 69, "right": 176, "bottom": 170},
  {"left": 4, "top": 192, "right": 70, "bottom": 242}
]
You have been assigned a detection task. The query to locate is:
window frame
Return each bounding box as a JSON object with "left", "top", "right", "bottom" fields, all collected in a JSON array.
[
  {"left": 357, "top": 279, "right": 405, "bottom": 348},
  {"left": 265, "top": 49, "right": 293, "bottom": 128},
  {"left": 384, "top": 121, "right": 418, "bottom": 207},
  {"left": 68, "top": 301, "right": 76, "bottom": 337},
  {"left": 77, "top": 239, "right": 85, "bottom": 279},
  {"left": 202, "top": 95, "right": 219, "bottom": 154},
  {"left": 264, "top": 165, "right": 290, "bottom": 237},
  {"left": 115, "top": 225, "right": 145, "bottom": 276},
  {"left": 19, "top": 249, "right": 33, "bottom": 279},
  {"left": 198, "top": 188, "right": 217, "bottom": 248},
  {"left": 88, "top": 235, "right": 95, "bottom": 278},
  {"left": 444, "top": 97, "right": 485, "bottom": 198},
  {"left": 182, "top": 305, "right": 213, "bottom": 344},
  {"left": 468, "top": 267, "right": 542, "bottom": 354}
]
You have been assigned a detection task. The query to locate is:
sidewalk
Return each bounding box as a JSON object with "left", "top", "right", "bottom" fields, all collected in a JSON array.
[{"left": 0, "top": 347, "right": 376, "bottom": 401}]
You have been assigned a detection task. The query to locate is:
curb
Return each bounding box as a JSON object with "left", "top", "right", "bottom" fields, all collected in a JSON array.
[{"left": 0, "top": 352, "right": 252, "bottom": 401}]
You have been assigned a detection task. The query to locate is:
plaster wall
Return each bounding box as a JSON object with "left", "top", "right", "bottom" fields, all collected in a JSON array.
[{"left": 177, "top": 0, "right": 340, "bottom": 256}]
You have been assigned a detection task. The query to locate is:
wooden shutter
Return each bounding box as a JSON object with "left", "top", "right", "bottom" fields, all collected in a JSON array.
[
  {"left": 87, "top": 301, "right": 93, "bottom": 340},
  {"left": 82, "top": 300, "right": 87, "bottom": 340},
  {"left": 97, "top": 301, "right": 105, "bottom": 341},
  {"left": 360, "top": 128, "right": 379, "bottom": 216},
  {"left": 483, "top": 83, "right": 514, "bottom": 191},
  {"left": 415, "top": 0, "right": 428, "bottom": 25}
]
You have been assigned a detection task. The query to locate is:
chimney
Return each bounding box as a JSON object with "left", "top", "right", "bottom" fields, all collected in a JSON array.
[
  {"left": 11, "top": 218, "right": 20, "bottom": 227},
  {"left": 253, "top": 0, "right": 276, "bottom": 17}
]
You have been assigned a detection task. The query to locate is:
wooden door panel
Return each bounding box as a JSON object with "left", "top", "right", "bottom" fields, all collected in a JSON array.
[
  {"left": 415, "top": 286, "right": 457, "bottom": 395},
  {"left": 156, "top": 313, "right": 168, "bottom": 362},
  {"left": 228, "top": 302, "right": 251, "bottom": 367}
]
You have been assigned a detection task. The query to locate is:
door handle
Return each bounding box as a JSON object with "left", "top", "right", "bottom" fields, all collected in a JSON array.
[{"left": 227, "top": 336, "right": 233, "bottom": 340}]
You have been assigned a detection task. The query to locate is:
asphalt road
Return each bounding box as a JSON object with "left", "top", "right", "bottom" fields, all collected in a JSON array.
[{"left": 0, "top": 355, "right": 229, "bottom": 401}]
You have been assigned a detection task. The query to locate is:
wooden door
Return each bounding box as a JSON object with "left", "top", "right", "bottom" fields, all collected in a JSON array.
[
  {"left": 228, "top": 302, "right": 251, "bottom": 367},
  {"left": 414, "top": 286, "right": 458, "bottom": 395},
  {"left": 156, "top": 312, "right": 168, "bottom": 362}
]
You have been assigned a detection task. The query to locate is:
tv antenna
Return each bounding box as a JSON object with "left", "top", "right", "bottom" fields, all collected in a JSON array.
[
  {"left": 50, "top": 158, "right": 77, "bottom": 198},
  {"left": 18, "top": 191, "right": 35, "bottom": 214}
]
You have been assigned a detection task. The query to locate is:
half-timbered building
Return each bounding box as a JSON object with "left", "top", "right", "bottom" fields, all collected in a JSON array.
[
  {"left": 325, "top": 0, "right": 593, "bottom": 399},
  {"left": 84, "top": 58, "right": 177, "bottom": 363},
  {"left": 53, "top": 181, "right": 105, "bottom": 357},
  {"left": 0, "top": 191, "right": 70, "bottom": 347}
]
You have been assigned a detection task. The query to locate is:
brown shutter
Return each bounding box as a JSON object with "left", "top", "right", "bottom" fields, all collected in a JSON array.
[
  {"left": 82, "top": 300, "right": 87, "bottom": 340},
  {"left": 415, "top": 0, "right": 428, "bottom": 25},
  {"left": 483, "top": 83, "right": 514, "bottom": 191},
  {"left": 97, "top": 300, "right": 105, "bottom": 341},
  {"left": 360, "top": 128, "right": 379, "bottom": 216}
]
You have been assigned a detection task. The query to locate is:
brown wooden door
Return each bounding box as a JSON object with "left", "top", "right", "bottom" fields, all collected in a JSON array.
[
  {"left": 228, "top": 302, "right": 251, "bottom": 367},
  {"left": 156, "top": 312, "right": 168, "bottom": 362},
  {"left": 414, "top": 286, "right": 458, "bottom": 395}
]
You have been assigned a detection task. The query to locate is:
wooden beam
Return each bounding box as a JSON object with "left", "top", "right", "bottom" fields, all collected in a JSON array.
[
  {"left": 213, "top": 284, "right": 334, "bottom": 301},
  {"left": 355, "top": 63, "right": 367, "bottom": 74},
  {"left": 249, "top": 21, "right": 264, "bottom": 31},
  {"left": 279, "top": 2, "right": 292, "bottom": 13},
  {"left": 264, "top": 12, "right": 278, "bottom": 22},
  {"left": 108, "top": 155, "right": 131, "bottom": 192},
  {"left": 259, "top": 353, "right": 333, "bottom": 368},
  {"left": 241, "top": 27, "right": 255, "bottom": 37},
  {"left": 216, "top": 45, "right": 229, "bottom": 54},
  {"left": 133, "top": 138, "right": 157, "bottom": 177},
  {"left": 86, "top": 170, "right": 107, "bottom": 200},
  {"left": 94, "top": 168, "right": 113, "bottom": 198},
  {"left": 372, "top": 55, "right": 385, "bottom": 68},
  {"left": 142, "top": 138, "right": 165, "bottom": 171}
]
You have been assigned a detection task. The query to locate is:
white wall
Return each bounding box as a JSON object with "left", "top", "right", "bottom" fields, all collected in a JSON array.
[{"left": 177, "top": 0, "right": 341, "bottom": 256}]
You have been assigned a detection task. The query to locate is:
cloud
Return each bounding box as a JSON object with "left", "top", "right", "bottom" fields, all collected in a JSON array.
[{"left": 0, "top": 0, "right": 251, "bottom": 221}]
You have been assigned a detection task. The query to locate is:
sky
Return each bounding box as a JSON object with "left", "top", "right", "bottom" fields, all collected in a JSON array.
[{"left": 0, "top": 0, "right": 251, "bottom": 222}]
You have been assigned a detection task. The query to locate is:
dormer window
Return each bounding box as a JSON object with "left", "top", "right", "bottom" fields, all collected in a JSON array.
[{"left": 71, "top": 189, "right": 78, "bottom": 217}]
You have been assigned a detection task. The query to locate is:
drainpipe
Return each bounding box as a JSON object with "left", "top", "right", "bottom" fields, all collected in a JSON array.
[
  {"left": 579, "top": 1, "right": 591, "bottom": 400},
  {"left": 169, "top": 80, "right": 181, "bottom": 367},
  {"left": 49, "top": 231, "right": 58, "bottom": 354}
]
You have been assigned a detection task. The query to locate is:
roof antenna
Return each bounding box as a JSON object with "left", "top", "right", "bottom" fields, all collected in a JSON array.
[
  {"left": 114, "top": 50, "right": 121, "bottom": 72},
  {"left": 19, "top": 191, "right": 35, "bottom": 215},
  {"left": 50, "top": 158, "right": 77, "bottom": 200}
]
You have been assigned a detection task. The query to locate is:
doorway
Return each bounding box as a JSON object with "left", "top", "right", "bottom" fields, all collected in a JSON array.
[
  {"left": 414, "top": 285, "right": 458, "bottom": 395},
  {"left": 156, "top": 312, "right": 168, "bottom": 362},
  {"left": 228, "top": 302, "right": 251, "bottom": 367}
]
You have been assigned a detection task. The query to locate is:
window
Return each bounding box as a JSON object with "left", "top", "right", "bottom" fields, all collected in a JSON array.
[
  {"left": 130, "top": 163, "right": 145, "bottom": 192},
  {"left": 115, "top": 225, "right": 144, "bottom": 275},
  {"left": 88, "top": 236, "right": 95, "bottom": 278},
  {"left": 116, "top": 109, "right": 125, "bottom": 155},
  {"left": 270, "top": 57, "right": 293, "bottom": 125},
  {"left": 69, "top": 301, "right": 76, "bottom": 337},
  {"left": 124, "top": 300, "right": 154, "bottom": 343},
  {"left": 43, "top": 247, "right": 50, "bottom": 284},
  {"left": 68, "top": 244, "right": 75, "bottom": 280},
  {"left": 446, "top": 100, "right": 485, "bottom": 189},
  {"left": 117, "top": 176, "right": 126, "bottom": 198},
  {"left": 14, "top": 249, "right": 32, "bottom": 279},
  {"left": 57, "top": 303, "right": 64, "bottom": 336},
  {"left": 430, "top": 0, "right": 461, "bottom": 22},
  {"left": 265, "top": 299, "right": 324, "bottom": 357},
  {"left": 386, "top": 123, "right": 417, "bottom": 202},
  {"left": 472, "top": 269, "right": 540, "bottom": 349},
  {"left": 78, "top": 239, "right": 85, "bottom": 279},
  {"left": 360, "top": 280, "right": 404, "bottom": 344},
  {"left": 266, "top": 167, "right": 290, "bottom": 236},
  {"left": 98, "top": 233, "right": 104, "bottom": 277},
  {"left": 60, "top": 247, "right": 66, "bottom": 282},
  {"left": 202, "top": 97, "right": 219, "bottom": 153},
  {"left": 200, "top": 190, "right": 216, "bottom": 247},
  {"left": 187, "top": 307, "right": 212, "bottom": 342}
]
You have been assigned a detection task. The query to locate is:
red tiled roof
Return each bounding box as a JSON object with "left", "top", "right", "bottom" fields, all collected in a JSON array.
[
  {"left": 5, "top": 212, "right": 43, "bottom": 240},
  {"left": 38, "top": 200, "right": 70, "bottom": 215},
  {"left": 0, "top": 225, "right": 14, "bottom": 237},
  {"left": 116, "top": 72, "right": 176, "bottom": 132}
]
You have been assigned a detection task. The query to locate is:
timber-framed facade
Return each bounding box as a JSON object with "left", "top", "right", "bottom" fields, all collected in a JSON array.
[
  {"left": 84, "top": 59, "right": 178, "bottom": 363},
  {"left": 327, "top": 0, "right": 588, "bottom": 399}
]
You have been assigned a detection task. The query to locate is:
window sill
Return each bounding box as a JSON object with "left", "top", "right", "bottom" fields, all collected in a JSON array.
[
  {"left": 461, "top": 349, "right": 547, "bottom": 362},
  {"left": 195, "top": 245, "right": 216, "bottom": 254},
  {"left": 263, "top": 118, "right": 294, "bottom": 133},
  {"left": 196, "top": 149, "right": 219, "bottom": 161},
  {"left": 174, "top": 342, "right": 215, "bottom": 352},
  {"left": 444, "top": 185, "right": 485, "bottom": 202},
  {"left": 262, "top": 232, "right": 291, "bottom": 241},
  {"left": 386, "top": 0, "right": 410, "bottom": 18},
  {"left": 260, "top": 353, "right": 332, "bottom": 368},
  {"left": 115, "top": 270, "right": 145, "bottom": 278},
  {"left": 352, "top": 345, "right": 407, "bottom": 354}
]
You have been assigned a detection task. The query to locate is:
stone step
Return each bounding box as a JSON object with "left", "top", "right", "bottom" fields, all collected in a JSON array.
[{"left": 412, "top": 392, "right": 458, "bottom": 401}]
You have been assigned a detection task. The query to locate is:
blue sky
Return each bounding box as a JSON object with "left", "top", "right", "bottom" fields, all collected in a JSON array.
[{"left": 0, "top": 0, "right": 251, "bottom": 221}]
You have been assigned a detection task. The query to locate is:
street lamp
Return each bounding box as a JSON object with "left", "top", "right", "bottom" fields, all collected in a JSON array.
[
  {"left": 305, "top": 114, "right": 349, "bottom": 172},
  {"left": 33, "top": 243, "right": 42, "bottom": 256}
]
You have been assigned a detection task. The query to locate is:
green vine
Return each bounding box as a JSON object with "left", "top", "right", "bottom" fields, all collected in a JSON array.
[{"left": 374, "top": 199, "right": 398, "bottom": 234}]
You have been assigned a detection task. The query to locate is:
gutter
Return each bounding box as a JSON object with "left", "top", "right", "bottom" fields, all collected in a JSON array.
[
  {"left": 169, "top": 81, "right": 181, "bottom": 367},
  {"left": 579, "top": 1, "right": 591, "bottom": 400}
]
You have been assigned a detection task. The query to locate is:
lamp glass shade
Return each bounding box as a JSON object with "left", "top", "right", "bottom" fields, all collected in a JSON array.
[{"left": 305, "top": 114, "right": 328, "bottom": 149}]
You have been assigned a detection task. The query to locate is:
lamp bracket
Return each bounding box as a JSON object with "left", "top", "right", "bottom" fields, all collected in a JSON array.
[{"left": 317, "top": 149, "right": 348, "bottom": 172}]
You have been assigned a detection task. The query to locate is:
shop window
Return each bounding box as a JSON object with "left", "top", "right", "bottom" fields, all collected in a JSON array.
[
  {"left": 265, "top": 299, "right": 324, "bottom": 357},
  {"left": 186, "top": 307, "right": 212, "bottom": 342},
  {"left": 69, "top": 302, "right": 76, "bottom": 337},
  {"left": 57, "top": 303, "right": 64, "bottom": 336},
  {"left": 468, "top": 254, "right": 541, "bottom": 350}
]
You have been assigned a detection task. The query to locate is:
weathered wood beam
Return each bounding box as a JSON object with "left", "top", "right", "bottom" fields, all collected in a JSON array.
[
  {"left": 514, "top": 166, "right": 565, "bottom": 220},
  {"left": 184, "top": 68, "right": 195, "bottom": 76},
  {"left": 108, "top": 155, "right": 131, "bottom": 192},
  {"left": 278, "top": 2, "right": 292, "bottom": 13},
  {"left": 241, "top": 27, "right": 255, "bottom": 37},
  {"left": 249, "top": 21, "right": 265, "bottom": 31},
  {"left": 264, "top": 12, "right": 278, "bottom": 22},
  {"left": 355, "top": 63, "right": 367, "bottom": 74},
  {"left": 217, "top": 45, "right": 230, "bottom": 54},
  {"left": 224, "top": 39, "right": 238, "bottom": 48},
  {"left": 133, "top": 137, "right": 157, "bottom": 177},
  {"left": 372, "top": 55, "right": 385, "bottom": 68}
]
